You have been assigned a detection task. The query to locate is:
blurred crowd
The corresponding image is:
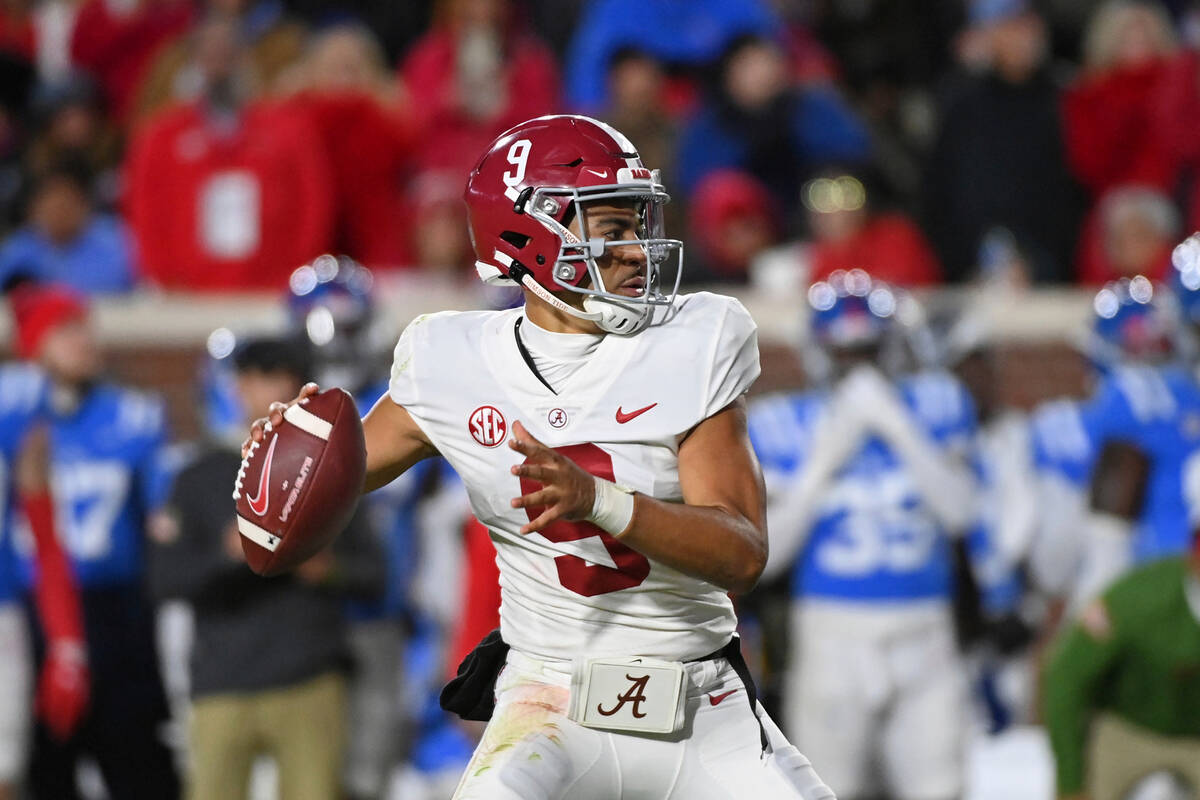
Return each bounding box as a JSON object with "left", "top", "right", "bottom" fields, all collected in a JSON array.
[{"left": 7, "top": 0, "right": 1200, "bottom": 292}]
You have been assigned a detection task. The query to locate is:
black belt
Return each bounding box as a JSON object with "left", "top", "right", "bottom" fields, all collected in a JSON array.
[
  {"left": 443, "top": 629, "right": 768, "bottom": 752},
  {"left": 692, "top": 635, "right": 768, "bottom": 752}
]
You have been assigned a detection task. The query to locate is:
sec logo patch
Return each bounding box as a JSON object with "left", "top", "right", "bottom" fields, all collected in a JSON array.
[{"left": 469, "top": 405, "right": 507, "bottom": 447}]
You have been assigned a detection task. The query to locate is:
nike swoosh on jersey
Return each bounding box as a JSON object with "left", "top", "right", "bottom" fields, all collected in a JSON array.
[
  {"left": 246, "top": 435, "right": 278, "bottom": 517},
  {"left": 615, "top": 403, "right": 658, "bottom": 424},
  {"left": 708, "top": 690, "right": 737, "bottom": 706}
]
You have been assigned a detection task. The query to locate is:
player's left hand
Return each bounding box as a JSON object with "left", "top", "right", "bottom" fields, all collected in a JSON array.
[{"left": 508, "top": 421, "right": 596, "bottom": 534}]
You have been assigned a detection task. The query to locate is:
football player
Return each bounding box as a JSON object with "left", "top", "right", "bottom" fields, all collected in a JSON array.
[
  {"left": 152, "top": 334, "right": 386, "bottom": 800},
  {"left": 244, "top": 115, "right": 834, "bottom": 799},
  {"left": 0, "top": 345, "right": 89, "bottom": 800},
  {"left": 288, "top": 256, "right": 406, "bottom": 800},
  {"left": 944, "top": 312, "right": 1040, "bottom": 732},
  {"left": 1168, "top": 232, "right": 1200, "bottom": 344},
  {"left": 286, "top": 255, "right": 472, "bottom": 800},
  {"left": 1025, "top": 397, "right": 1094, "bottom": 603},
  {"left": 8, "top": 284, "right": 180, "bottom": 799},
  {"left": 1032, "top": 275, "right": 1200, "bottom": 614},
  {"left": 747, "top": 271, "right": 978, "bottom": 800}
]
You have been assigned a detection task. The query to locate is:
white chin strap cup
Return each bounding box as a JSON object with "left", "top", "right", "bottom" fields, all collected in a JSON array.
[{"left": 583, "top": 295, "right": 650, "bottom": 335}]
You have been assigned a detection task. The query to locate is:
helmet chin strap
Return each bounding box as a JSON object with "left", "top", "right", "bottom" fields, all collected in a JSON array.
[
  {"left": 493, "top": 251, "right": 650, "bottom": 335},
  {"left": 517, "top": 271, "right": 602, "bottom": 324},
  {"left": 519, "top": 271, "right": 649, "bottom": 334}
]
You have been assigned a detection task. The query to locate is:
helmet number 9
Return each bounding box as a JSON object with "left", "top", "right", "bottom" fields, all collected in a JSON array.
[{"left": 502, "top": 139, "right": 532, "bottom": 201}]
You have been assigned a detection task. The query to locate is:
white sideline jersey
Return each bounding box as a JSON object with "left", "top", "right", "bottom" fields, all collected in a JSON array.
[{"left": 388, "top": 292, "right": 759, "bottom": 663}]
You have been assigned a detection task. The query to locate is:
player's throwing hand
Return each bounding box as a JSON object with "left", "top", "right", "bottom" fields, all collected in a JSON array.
[
  {"left": 508, "top": 420, "right": 597, "bottom": 534},
  {"left": 240, "top": 382, "right": 320, "bottom": 458}
]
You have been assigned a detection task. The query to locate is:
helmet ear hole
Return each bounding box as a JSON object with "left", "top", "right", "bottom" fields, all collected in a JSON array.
[{"left": 500, "top": 231, "right": 530, "bottom": 249}]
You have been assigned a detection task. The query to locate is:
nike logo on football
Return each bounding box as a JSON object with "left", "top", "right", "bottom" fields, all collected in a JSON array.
[
  {"left": 246, "top": 435, "right": 278, "bottom": 517},
  {"left": 615, "top": 403, "right": 657, "bottom": 424},
  {"left": 708, "top": 690, "right": 737, "bottom": 706}
]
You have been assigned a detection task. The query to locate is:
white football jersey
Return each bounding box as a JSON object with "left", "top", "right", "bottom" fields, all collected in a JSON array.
[{"left": 388, "top": 292, "right": 760, "bottom": 662}]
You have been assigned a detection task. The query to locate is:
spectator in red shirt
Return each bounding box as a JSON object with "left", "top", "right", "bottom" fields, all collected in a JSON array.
[
  {"left": 0, "top": 0, "right": 34, "bottom": 62},
  {"left": 70, "top": 0, "right": 194, "bottom": 123},
  {"left": 131, "top": 0, "right": 309, "bottom": 125},
  {"left": 399, "top": 0, "right": 560, "bottom": 176},
  {"left": 283, "top": 23, "right": 416, "bottom": 270},
  {"left": 1062, "top": 0, "right": 1179, "bottom": 199},
  {"left": 125, "top": 14, "right": 334, "bottom": 290},
  {"left": 1076, "top": 185, "right": 1180, "bottom": 284},
  {"left": 410, "top": 170, "right": 473, "bottom": 276},
  {"left": 687, "top": 169, "right": 780, "bottom": 284},
  {"left": 806, "top": 170, "right": 941, "bottom": 286},
  {"left": 1149, "top": 46, "right": 1200, "bottom": 233}
]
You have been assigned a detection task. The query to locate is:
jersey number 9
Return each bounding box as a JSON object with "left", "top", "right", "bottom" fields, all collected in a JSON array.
[{"left": 518, "top": 443, "right": 650, "bottom": 597}]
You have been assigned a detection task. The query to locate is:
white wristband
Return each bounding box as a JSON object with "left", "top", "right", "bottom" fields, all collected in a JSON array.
[{"left": 589, "top": 477, "right": 635, "bottom": 537}]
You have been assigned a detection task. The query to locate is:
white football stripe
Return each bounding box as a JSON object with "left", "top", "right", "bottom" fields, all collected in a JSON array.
[
  {"left": 238, "top": 516, "right": 281, "bottom": 552},
  {"left": 284, "top": 404, "right": 332, "bottom": 440}
]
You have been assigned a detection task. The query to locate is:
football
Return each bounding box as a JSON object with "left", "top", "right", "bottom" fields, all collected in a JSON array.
[{"left": 232, "top": 387, "right": 366, "bottom": 576}]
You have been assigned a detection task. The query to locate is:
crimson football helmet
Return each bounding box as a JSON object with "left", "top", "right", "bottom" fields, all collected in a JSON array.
[{"left": 464, "top": 115, "right": 682, "bottom": 334}]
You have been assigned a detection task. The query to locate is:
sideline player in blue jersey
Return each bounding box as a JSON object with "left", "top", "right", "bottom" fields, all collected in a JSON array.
[
  {"left": 748, "top": 270, "right": 978, "bottom": 800},
  {"left": 0, "top": 354, "right": 89, "bottom": 800},
  {"left": 944, "top": 313, "right": 1042, "bottom": 732},
  {"left": 201, "top": 257, "right": 474, "bottom": 797},
  {"left": 286, "top": 256, "right": 472, "bottom": 799},
  {"left": 8, "top": 283, "right": 179, "bottom": 800},
  {"left": 1033, "top": 275, "right": 1200, "bottom": 613},
  {"left": 152, "top": 334, "right": 385, "bottom": 800},
  {"left": 288, "top": 257, "right": 411, "bottom": 800},
  {"left": 1025, "top": 397, "right": 1094, "bottom": 599}
]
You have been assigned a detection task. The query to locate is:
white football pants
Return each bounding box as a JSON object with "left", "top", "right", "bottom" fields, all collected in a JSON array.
[
  {"left": 452, "top": 648, "right": 836, "bottom": 800},
  {"left": 786, "top": 599, "right": 966, "bottom": 800}
]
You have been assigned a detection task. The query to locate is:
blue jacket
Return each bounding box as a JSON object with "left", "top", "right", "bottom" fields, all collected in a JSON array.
[
  {"left": 565, "top": 0, "right": 777, "bottom": 110},
  {"left": 0, "top": 215, "right": 135, "bottom": 294}
]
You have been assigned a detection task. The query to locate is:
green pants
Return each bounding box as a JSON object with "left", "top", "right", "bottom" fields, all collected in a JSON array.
[
  {"left": 1088, "top": 714, "right": 1200, "bottom": 800},
  {"left": 187, "top": 671, "right": 347, "bottom": 800}
]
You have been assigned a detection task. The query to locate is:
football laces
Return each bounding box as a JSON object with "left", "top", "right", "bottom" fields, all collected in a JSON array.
[{"left": 231, "top": 422, "right": 270, "bottom": 500}]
